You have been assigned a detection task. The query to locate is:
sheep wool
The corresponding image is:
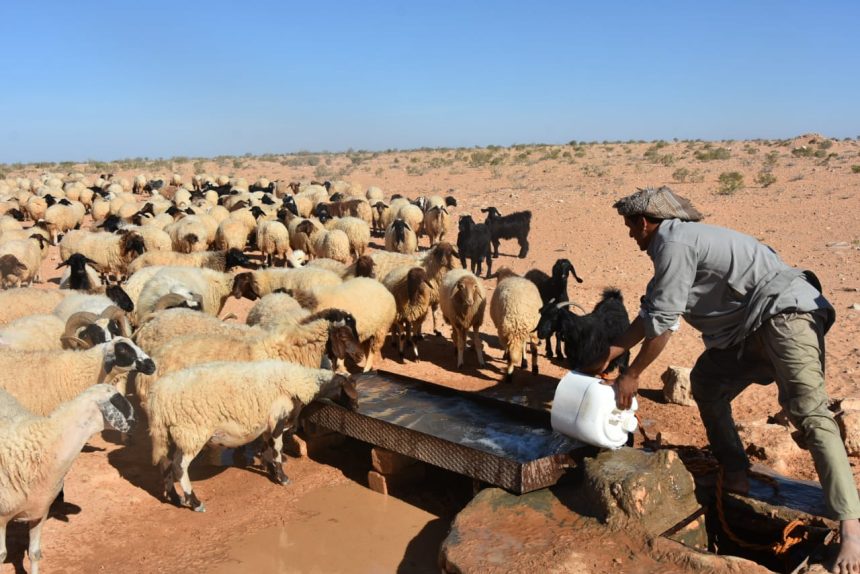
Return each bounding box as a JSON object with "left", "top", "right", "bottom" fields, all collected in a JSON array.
[
  {"left": 148, "top": 360, "right": 355, "bottom": 511},
  {"left": 490, "top": 272, "right": 542, "bottom": 382}
]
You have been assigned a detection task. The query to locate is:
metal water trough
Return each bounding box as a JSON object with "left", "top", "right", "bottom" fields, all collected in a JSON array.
[{"left": 303, "top": 370, "right": 584, "bottom": 494}]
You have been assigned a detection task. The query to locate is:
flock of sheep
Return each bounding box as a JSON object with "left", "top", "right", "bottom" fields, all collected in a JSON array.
[{"left": 0, "top": 170, "right": 626, "bottom": 573}]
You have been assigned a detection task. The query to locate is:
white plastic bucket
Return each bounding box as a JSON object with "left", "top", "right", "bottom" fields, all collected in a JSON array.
[{"left": 550, "top": 371, "right": 638, "bottom": 449}]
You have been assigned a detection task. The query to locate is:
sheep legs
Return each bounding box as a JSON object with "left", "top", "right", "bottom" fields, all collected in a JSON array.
[
  {"left": 471, "top": 326, "right": 484, "bottom": 367},
  {"left": 262, "top": 419, "right": 290, "bottom": 485},
  {"left": 27, "top": 516, "right": 47, "bottom": 574},
  {"left": 176, "top": 451, "right": 205, "bottom": 512},
  {"left": 0, "top": 520, "right": 6, "bottom": 566},
  {"left": 362, "top": 338, "right": 376, "bottom": 372}
]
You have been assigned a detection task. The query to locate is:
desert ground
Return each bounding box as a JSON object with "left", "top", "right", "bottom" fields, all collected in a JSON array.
[{"left": 2, "top": 134, "right": 860, "bottom": 573}]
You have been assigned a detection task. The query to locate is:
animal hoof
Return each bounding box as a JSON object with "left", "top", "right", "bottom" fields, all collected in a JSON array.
[
  {"left": 279, "top": 476, "right": 291, "bottom": 486},
  {"left": 492, "top": 254, "right": 499, "bottom": 259},
  {"left": 546, "top": 350, "right": 554, "bottom": 359},
  {"left": 532, "top": 367, "right": 539, "bottom": 375},
  {"left": 193, "top": 502, "right": 206, "bottom": 513}
]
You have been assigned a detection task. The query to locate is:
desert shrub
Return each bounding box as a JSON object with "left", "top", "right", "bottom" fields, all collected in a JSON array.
[
  {"left": 694, "top": 147, "right": 731, "bottom": 161},
  {"left": 469, "top": 150, "right": 495, "bottom": 167},
  {"left": 754, "top": 170, "right": 777, "bottom": 188},
  {"left": 851, "top": 165, "right": 860, "bottom": 174},
  {"left": 791, "top": 146, "right": 814, "bottom": 158},
  {"left": 581, "top": 164, "right": 608, "bottom": 178},
  {"left": 763, "top": 151, "right": 779, "bottom": 169},
  {"left": 672, "top": 167, "right": 690, "bottom": 182},
  {"left": 716, "top": 171, "right": 744, "bottom": 195}
]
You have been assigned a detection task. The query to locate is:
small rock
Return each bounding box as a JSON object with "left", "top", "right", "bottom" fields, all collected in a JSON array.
[
  {"left": 837, "top": 409, "right": 860, "bottom": 456},
  {"left": 737, "top": 421, "right": 804, "bottom": 474},
  {"left": 661, "top": 366, "right": 695, "bottom": 406},
  {"left": 583, "top": 448, "right": 699, "bottom": 537},
  {"left": 840, "top": 397, "right": 860, "bottom": 412},
  {"left": 849, "top": 303, "right": 860, "bottom": 311}
]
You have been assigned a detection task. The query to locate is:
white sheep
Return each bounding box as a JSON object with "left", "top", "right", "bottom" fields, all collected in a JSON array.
[
  {"left": 382, "top": 265, "right": 435, "bottom": 360},
  {"left": 293, "top": 277, "right": 396, "bottom": 372},
  {"left": 59, "top": 230, "right": 146, "bottom": 280},
  {"left": 0, "top": 384, "right": 135, "bottom": 574},
  {"left": 0, "top": 288, "right": 71, "bottom": 325},
  {"left": 325, "top": 216, "right": 370, "bottom": 258},
  {"left": 148, "top": 360, "right": 357, "bottom": 511},
  {"left": 0, "top": 307, "right": 124, "bottom": 351},
  {"left": 422, "top": 205, "right": 450, "bottom": 246},
  {"left": 394, "top": 202, "right": 424, "bottom": 236},
  {"left": 133, "top": 308, "right": 259, "bottom": 356},
  {"left": 214, "top": 216, "right": 250, "bottom": 252},
  {"left": 231, "top": 266, "right": 342, "bottom": 301},
  {"left": 384, "top": 219, "right": 418, "bottom": 254},
  {"left": 135, "top": 267, "right": 235, "bottom": 322},
  {"left": 126, "top": 248, "right": 250, "bottom": 275},
  {"left": 489, "top": 268, "right": 542, "bottom": 383},
  {"left": 135, "top": 308, "right": 361, "bottom": 403},
  {"left": 0, "top": 337, "right": 155, "bottom": 415},
  {"left": 439, "top": 268, "right": 486, "bottom": 369},
  {"left": 311, "top": 228, "right": 351, "bottom": 264},
  {"left": 0, "top": 236, "right": 47, "bottom": 287},
  {"left": 44, "top": 200, "right": 85, "bottom": 241},
  {"left": 255, "top": 219, "right": 290, "bottom": 267},
  {"left": 246, "top": 292, "right": 310, "bottom": 331}
]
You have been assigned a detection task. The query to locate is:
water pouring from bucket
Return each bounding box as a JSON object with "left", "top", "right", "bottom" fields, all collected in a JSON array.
[{"left": 551, "top": 371, "right": 638, "bottom": 449}]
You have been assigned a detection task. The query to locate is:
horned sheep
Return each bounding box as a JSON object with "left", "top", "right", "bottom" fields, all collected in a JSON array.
[{"left": 0, "top": 337, "right": 155, "bottom": 416}]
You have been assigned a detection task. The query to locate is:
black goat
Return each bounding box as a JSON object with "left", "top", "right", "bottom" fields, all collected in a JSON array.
[
  {"left": 536, "top": 288, "right": 629, "bottom": 375},
  {"left": 457, "top": 215, "right": 492, "bottom": 278},
  {"left": 524, "top": 258, "right": 585, "bottom": 359},
  {"left": 480, "top": 206, "right": 531, "bottom": 258}
]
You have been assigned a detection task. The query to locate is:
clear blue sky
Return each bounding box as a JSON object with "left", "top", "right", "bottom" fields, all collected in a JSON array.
[{"left": 1, "top": 1, "right": 857, "bottom": 163}]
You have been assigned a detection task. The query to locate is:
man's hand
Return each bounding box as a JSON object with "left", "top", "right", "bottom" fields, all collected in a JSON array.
[{"left": 614, "top": 371, "right": 639, "bottom": 410}]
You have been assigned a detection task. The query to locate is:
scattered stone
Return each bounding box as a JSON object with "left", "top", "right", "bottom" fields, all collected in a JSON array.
[
  {"left": 827, "top": 241, "right": 850, "bottom": 249},
  {"left": 582, "top": 448, "right": 699, "bottom": 537},
  {"left": 849, "top": 303, "right": 860, "bottom": 311},
  {"left": 737, "top": 421, "right": 804, "bottom": 474},
  {"left": 837, "top": 409, "right": 860, "bottom": 456},
  {"left": 661, "top": 366, "right": 695, "bottom": 406}
]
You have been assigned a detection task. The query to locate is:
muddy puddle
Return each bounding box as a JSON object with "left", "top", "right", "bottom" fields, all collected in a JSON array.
[{"left": 212, "top": 482, "right": 449, "bottom": 573}]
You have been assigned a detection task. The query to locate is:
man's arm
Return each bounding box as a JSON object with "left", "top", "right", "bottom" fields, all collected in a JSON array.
[{"left": 614, "top": 329, "right": 673, "bottom": 410}]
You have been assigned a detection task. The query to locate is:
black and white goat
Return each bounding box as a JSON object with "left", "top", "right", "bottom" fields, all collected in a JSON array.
[
  {"left": 456, "top": 215, "right": 492, "bottom": 278},
  {"left": 536, "top": 288, "right": 629, "bottom": 376},
  {"left": 524, "top": 258, "right": 585, "bottom": 358},
  {"left": 480, "top": 206, "right": 531, "bottom": 258}
]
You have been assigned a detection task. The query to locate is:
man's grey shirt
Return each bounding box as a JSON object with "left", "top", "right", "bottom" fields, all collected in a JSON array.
[{"left": 641, "top": 219, "right": 832, "bottom": 349}]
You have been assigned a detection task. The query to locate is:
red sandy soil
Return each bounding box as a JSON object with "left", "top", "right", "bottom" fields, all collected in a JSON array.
[{"left": 3, "top": 135, "right": 860, "bottom": 573}]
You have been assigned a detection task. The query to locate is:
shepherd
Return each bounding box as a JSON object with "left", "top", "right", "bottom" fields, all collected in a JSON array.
[{"left": 585, "top": 186, "right": 860, "bottom": 574}]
